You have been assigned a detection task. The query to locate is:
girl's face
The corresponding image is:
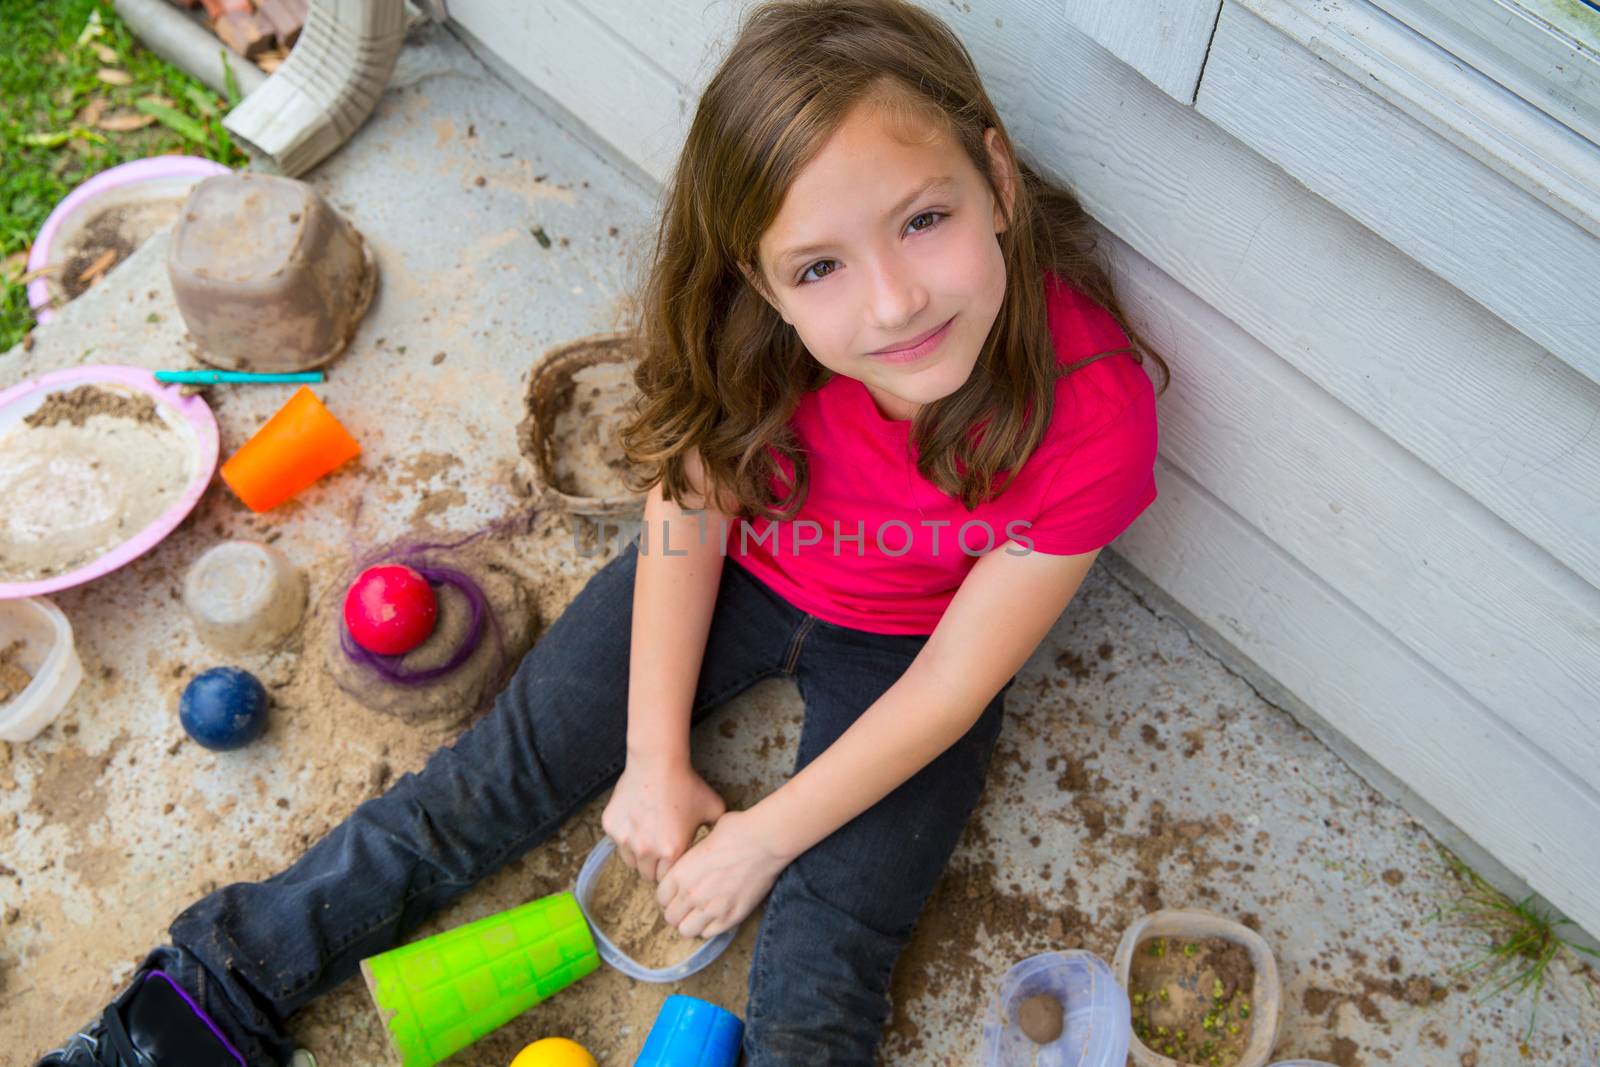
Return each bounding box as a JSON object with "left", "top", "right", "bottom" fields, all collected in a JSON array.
[{"left": 748, "top": 101, "right": 1017, "bottom": 422}]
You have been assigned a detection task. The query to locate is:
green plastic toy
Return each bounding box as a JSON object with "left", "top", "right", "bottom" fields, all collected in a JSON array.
[{"left": 360, "top": 890, "right": 600, "bottom": 1067}]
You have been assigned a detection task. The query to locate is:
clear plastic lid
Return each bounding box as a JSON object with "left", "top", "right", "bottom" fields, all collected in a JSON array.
[{"left": 981, "top": 950, "right": 1131, "bottom": 1067}]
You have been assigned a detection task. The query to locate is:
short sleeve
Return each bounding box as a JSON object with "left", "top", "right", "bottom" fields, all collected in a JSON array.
[{"left": 1021, "top": 385, "right": 1159, "bottom": 556}]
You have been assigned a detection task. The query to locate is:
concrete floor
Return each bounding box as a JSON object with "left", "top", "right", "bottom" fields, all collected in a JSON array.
[{"left": 3, "top": 19, "right": 1598, "bottom": 1067}]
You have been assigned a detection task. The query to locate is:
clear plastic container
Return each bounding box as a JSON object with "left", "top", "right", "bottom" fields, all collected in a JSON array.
[
  {"left": 1113, "top": 908, "right": 1282, "bottom": 1067},
  {"left": 573, "top": 836, "right": 738, "bottom": 983},
  {"left": 981, "top": 950, "right": 1131, "bottom": 1067},
  {"left": 182, "top": 540, "right": 306, "bottom": 654},
  {"left": 0, "top": 596, "right": 85, "bottom": 742}
]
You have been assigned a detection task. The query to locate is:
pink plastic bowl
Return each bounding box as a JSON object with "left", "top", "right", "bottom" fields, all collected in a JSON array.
[
  {"left": 26, "top": 155, "right": 231, "bottom": 324},
  {"left": 0, "top": 365, "right": 219, "bottom": 600}
]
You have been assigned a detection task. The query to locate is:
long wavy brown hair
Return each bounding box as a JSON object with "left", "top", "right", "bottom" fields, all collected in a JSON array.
[{"left": 619, "top": 0, "right": 1170, "bottom": 519}]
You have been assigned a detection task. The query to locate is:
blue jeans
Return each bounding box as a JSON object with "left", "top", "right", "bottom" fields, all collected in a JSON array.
[{"left": 137, "top": 538, "right": 1013, "bottom": 1065}]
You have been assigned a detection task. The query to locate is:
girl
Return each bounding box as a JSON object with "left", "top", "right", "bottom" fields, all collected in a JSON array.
[{"left": 38, "top": 0, "right": 1168, "bottom": 1063}]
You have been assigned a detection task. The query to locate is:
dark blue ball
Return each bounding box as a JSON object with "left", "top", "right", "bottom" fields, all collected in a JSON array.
[{"left": 179, "top": 667, "right": 269, "bottom": 751}]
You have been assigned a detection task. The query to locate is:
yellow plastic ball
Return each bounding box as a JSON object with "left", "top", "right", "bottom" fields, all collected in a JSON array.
[{"left": 508, "top": 1037, "right": 598, "bottom": 1067}]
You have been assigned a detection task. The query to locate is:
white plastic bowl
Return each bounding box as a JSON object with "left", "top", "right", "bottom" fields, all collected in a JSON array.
[
  {"left": 573, "top": 835, "right": 738, "bottom": 982},
  {"left": 981, "top": 950, "right": 1131, "bottom": 1067},
  {"left": 0, "top": 596, "right": 85, "bottom": 742}
]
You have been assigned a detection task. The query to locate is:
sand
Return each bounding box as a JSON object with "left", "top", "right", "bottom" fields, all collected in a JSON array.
[
  {"left": 546, "top": 360, "right": 637, "bottom": 500},
  {"left": 0, "top": 385, "right": 192, "bottom": 582},
  {"left": 1129, "top": 935, "right": 1257, "bottom": 1066},
  {"left": 318, "top": 536, "right": 537, "bottom": 727},
  {"left": 0, "top": 641, "right": 33, "bottom": 705},
  {"left": 1017, "top": 992, "right": 1063, "bottom": 1044},
  {"left": 588, "top": 826, "right": 714, "bottom": 970}
]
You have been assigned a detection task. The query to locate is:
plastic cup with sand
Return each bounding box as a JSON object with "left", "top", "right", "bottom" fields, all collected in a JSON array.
[
  {"left": 574, "top": 832, "right": 738, "bottom": 982},
  {"left": 0, "top": 596, "right": 84, "bottom": 743},
  {"left": 359, "top": 890, "right": 599, "bottom": 1067},
  {"left": 980, "top": 951, "right": 1131, "bottom": 1067}
]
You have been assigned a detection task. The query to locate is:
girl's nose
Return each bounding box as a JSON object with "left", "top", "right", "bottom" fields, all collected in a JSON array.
[{"left": 867, "top": 256, "right": 927, "bottom": 334}]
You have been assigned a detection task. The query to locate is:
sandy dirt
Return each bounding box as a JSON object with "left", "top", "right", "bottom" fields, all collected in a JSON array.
[
  {"left": 57, "top": 201, "right": 182, "bottom": 303},
  {"left": 587, "top": 827, "right": 713, "bottom": 971},
  {"left": 1129, "top": 935, "right": 1256, "bottom": 1065},
  {"left": 0, "top": 641, "right": 33, "bottom": 705},
  {"left": 545, "top": 360, "right": 637, "bottom": 501},
  {"left": 318, "top": 536, "right": 536, "bottom": 727},
  {"left": 3, "top": 25, "right": 1598, "bottom": 1066},
  {"left": 0, "top": 384, "right": 193, "bottom": 582}
]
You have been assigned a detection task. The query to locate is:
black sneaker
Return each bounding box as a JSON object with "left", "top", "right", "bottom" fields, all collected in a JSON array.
[{"left": 35, "top": 967, "right": 315, "bottom": 1067}]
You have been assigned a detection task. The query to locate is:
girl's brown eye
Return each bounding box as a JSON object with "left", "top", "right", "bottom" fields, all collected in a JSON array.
[{"left": 795, "top": 210, "right": 947, "bottom": 286}]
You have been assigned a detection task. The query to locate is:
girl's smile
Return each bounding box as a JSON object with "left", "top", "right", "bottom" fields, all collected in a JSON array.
[{"left": 869, "top": 314, "right": 955, "bottom": 363}]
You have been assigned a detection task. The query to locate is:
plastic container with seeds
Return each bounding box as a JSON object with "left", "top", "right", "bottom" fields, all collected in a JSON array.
[
  {"left": 516, "top": 330, "right": 647, "bottom": 523},
  {"left": 1114, "top": 909, "right": 1282, "bottom": 1067},
  {"left": 167, "top": 172, "right": 377, "bottom": 373}
]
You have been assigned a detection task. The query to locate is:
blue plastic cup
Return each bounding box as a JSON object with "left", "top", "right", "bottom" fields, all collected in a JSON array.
[{"left": 635, "top": 995, "right": 743, "bottom": 1066}]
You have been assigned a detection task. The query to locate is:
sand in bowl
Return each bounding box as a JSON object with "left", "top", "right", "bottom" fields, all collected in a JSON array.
[
  {"left": 0, "top": 385, "right": 193, "bottom": 583},
  {"left": 0, "top": 641, "right": 33, "bottom": 705},
  {"left": 590, "top": 826, "right": 713, "bottom": 970},
  {"left": 547, "top": 360, "right": 638, "bottom": 500}
]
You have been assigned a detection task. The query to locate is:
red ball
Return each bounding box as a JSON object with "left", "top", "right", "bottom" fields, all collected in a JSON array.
[{"left": 343, "top": 565, "right": 438, "bottom": 656}]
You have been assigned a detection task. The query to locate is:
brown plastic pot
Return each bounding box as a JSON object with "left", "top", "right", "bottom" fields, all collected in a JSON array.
[
  {"left": 1113, "top": 908, "right": 1282, "bottom": 1067},
  {"left": 516, "top": 330, "right": 647, "bottom": 522},
  {"left": 167, "top": 172, "right": 377, "bottom": 372}
]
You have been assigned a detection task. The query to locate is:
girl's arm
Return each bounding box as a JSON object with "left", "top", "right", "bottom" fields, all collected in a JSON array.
[
  {"left": 657, "top": 542, "right": 1103, "bottom": 936},
  {"left": 602, "top": 450, "right": 736, "bottom": 881}
]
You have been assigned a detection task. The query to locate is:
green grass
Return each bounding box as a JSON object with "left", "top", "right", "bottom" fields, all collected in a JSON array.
[
  {"left": 1, "top": 0, "right": 247, "bottom": 353},
  {"left": 1424, "top": 846, "right": 1600, "bottom": 1044}
]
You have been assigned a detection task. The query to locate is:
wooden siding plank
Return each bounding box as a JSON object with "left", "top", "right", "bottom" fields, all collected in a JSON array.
[
  {"left": 1368, "top": 0, "right": 1600, "bottom": 146},
  {"left": 1015, "top": 9, "right": 1600, "bottom": 595},
  {"left": 1103, "top": 229, "right": 1600, "bottom": 795},
  {"left": 447, "top": 0, "right": 692, "bottom": 182},
  {"left": 574, "top": 0, "right": 745, "bottom": 90},
  {"left": 1115, "top": 457, "right": 1600, "bottom": 942},
  {"left": 1062, "top": 0, "right": 1223, "bottom": 103},
  {"left": 1197, "top": 3, "right": 1600, "bottom": 392},
  {"left": 1231, "top": 0, "right": 1600, "bottom": 241}
]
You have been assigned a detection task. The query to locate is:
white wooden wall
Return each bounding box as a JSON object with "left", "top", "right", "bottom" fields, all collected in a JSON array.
[{"left": 445, "top": 0, "right": 1600, "bottom": 939}]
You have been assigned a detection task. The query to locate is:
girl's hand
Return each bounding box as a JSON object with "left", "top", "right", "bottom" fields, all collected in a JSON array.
[
  {"left": 601, "top": 755, "right": 726, "bottom": 883},
  {"left": 656, "top": 809, "right": 790, "bottom": 939}
]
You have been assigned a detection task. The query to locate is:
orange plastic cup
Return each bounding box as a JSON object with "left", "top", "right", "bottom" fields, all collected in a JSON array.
[{"left": 221, "top": 386, "right": 361, "bottom": 512}]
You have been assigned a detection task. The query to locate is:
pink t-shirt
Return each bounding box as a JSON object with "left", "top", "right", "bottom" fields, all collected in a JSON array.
[{"left": 725, "top": 270, "right": 1160, "bottom": 635}]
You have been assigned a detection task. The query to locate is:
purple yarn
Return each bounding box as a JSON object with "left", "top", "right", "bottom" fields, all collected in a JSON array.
[
  {"left": 339, "top": 564, "right": 490, "bottom": 684},
  {"left": 335, "top": 513, "right": 536, "bottom": 697}
]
